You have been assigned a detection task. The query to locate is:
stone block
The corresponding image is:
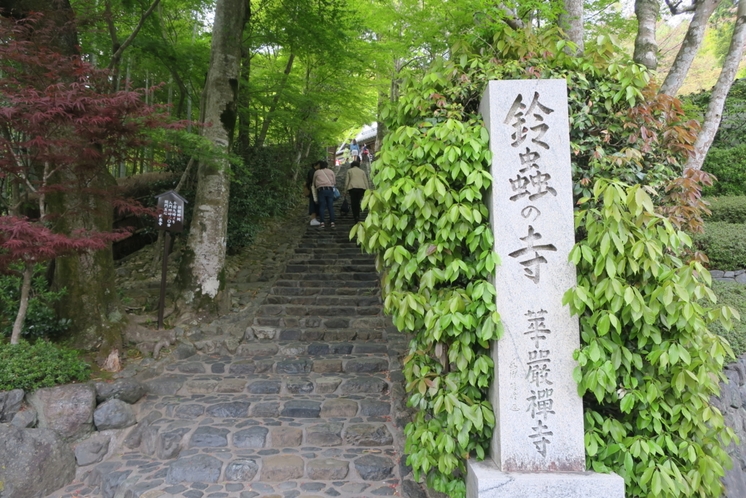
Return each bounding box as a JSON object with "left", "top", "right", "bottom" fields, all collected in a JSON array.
[
  {"left": 270, "top": 426, "right": 302, "bottom": 446},
  {"left": 345, "top": 423, "right": 394, "bottom": 446},
  {"left": 321, "top": 398, "right": 358, "bottom": 417},
  {"left": 313, "top": 359, "right": 343, "bottom": 373},
  {"left": 306, "top": 458, "right": 349, "bottom": 480},
  {"left": 466, "top": 459, "right": 625, "bottom": 498},
  {"left": 260, "top": 454, "right": 304, "bottom": 481},
  {"left": 225, "top": 459, "right": 259, "bottom": 481},
  {"left": 28, "top": 384, "right": 96, "bottom": 440},
  {"left": 354, "top": 454, "right": 395, "bottom": 480},
  {"left": 316, "top": 377, "right": 342, "bottom": 393},
  {"left": 306, "top": 422, "right": 343, "bottom": 446},
  {"left": 233, "top": 426, "right": 268, "bottom": 448},
  {"left": 166, "top": 454, "right": 223, "bottom": 484}
]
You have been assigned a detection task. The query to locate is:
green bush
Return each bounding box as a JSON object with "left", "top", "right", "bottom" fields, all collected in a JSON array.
[
  {"left": 693, "top": 222, "right": 746, "bottom": 270},
  {"left": 0, "top": 265, "right": 70, "bottom": 340},
  {"left": 0, "top": 340, "right": 90, "bottom": 391},
  {"left": 706, "top": 196, "right": 746, "bottom": 223},
  {"left": 228, "top": 145, "right": 303, "bottom": 253},
  {"left": 710, "top": 281, "right": 746, "bottom": 357},
  {"left": 701, "top": 146, "right": 746, "bottom": 196},
  {"left": 566, "top": 180, "right": 735, "bottom": 498}
]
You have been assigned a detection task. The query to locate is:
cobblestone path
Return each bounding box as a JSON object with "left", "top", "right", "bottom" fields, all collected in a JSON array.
[{"left": 49, "top": 168, "right": 420, "bottom": 498}]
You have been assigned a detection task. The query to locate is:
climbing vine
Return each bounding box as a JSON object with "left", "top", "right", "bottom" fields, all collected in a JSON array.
[
  {"left": 356, "top": 26, "right": 731, "bottom": 497},
  {"left": 565, "top": 180, "right": 736, "bottom": 497}
]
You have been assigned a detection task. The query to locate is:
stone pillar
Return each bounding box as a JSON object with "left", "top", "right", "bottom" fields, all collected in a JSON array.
[{"left": 467, "top": 80, "right": 625, "bottom": 498}]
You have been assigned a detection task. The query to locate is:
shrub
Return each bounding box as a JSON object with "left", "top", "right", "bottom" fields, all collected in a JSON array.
[
  {"left": 0, "top": 264, "right": 70, "bottom": 340},
  {"left": 0, "top": 340, "right": 90, "bottom": 391},
  {"left": 710, "top": 281, "right": 746, "bottom": 357},
  {"left": 228, "top": 145, "right": 302, "bottom": 253},
  {"left": 701, "top": 146, "right": 746, "bottom": 196},
  {"left": 566, "top": 180, "right": 736, "bottom": 498},
  {"left": 706, "top": 196, "right": 746, "bottom": 223},
  {"left": 693, "top": 222, "right": 746, "bottom": 270}
]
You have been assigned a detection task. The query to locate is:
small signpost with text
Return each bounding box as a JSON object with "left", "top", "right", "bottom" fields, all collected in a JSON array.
[{"left": 155, "top": 190, "right": 187, "bottom": 329}]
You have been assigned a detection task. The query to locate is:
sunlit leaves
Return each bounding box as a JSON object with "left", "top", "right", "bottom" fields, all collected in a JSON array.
[{"left": 566, "top": 179, "right": 737, "bottom": 498}]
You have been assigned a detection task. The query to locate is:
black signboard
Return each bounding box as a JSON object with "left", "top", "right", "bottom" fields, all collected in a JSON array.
[{"left": 155, "top": 190, "right": 187, "bottom": 233}]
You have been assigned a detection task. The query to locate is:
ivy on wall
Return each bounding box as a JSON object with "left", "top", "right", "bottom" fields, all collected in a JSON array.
[{"left": 356, "top": 26, "right": 736, "bottom": 498}]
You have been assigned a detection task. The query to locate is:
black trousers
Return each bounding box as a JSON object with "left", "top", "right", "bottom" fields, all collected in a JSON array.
[{"left": 349, "top": 188, "right": 365, "bottom": 222}]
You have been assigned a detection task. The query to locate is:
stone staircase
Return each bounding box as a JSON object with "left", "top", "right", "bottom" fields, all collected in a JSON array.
[{"left": 50, "top": 169, "right": 417, "bottom": 498}]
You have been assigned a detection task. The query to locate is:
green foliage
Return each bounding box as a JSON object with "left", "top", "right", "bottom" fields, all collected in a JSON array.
[
  {"left": 565, "top": 180, "right": 736, "bottom": 498},
  {"left": 693, "top": 222, "right": 746, "bottom": 270},
  {"left": 701, "top": 146, "right": 746, "bottom": 196},
  {"left": 686, "top": 78, "right": 746, "bottom": 149},
  {"left": 357, "top": 25, "right": 703, "bottom": 496},
  {"left": 0, "top": 265, "right": 70, "bottom": 340},
  {"left": 0, "top": 340, "right": 90, "bottom": 391},
  {"left": 710, "top": 281, "right": 746, "bottom": 357},
  {"left": 706, "top": 196, "right": 746, "bottom": 223},
  {"left": 227, "top": 145, "right": 301, "bottom": 253}
]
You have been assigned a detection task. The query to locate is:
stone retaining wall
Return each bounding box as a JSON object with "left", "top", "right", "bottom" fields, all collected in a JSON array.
[
  {"left": 712, "top": 270, "right": 746, "bottom": 284},
  {"left": 717, "top": 356, "right": 746, "bottom": 497}
]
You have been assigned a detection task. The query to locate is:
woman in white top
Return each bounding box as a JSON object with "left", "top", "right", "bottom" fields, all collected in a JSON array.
[{"left": 312, "top": 161, "right": 337, "bottom": 228}]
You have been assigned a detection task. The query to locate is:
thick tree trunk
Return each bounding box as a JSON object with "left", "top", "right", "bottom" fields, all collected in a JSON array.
[
  {"left": 660, "top": 0, "right": 722, "bottom": 96},
  {"left": 686, "top": 0, "right": 746, "bottom": 171},
  {"left": 634, "top": 0, "right": 660, "bottom": 70},
  {"left": 559, "top": 0, "right": 584, "bottom": 54},
  {"left": 1, "top": 0, "right": 125, "bottom": 357},
  {"left": 178, "top": 0, "right": 247, "bottom": 311}
]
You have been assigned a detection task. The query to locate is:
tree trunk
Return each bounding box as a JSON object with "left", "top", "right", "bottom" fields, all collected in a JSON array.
[
  {"left": 1, "top": 0, "right": 125, "bottom": 358},
  {"left": 686, "top": 0, "right": 746, "bottom": 171},
  {"left": 633, "top": 0, "right": 659, "bottom": 70},
  {"left": 10, "top": 262, "right": 33, "bottom": 345},
  {"left": 177, "top": 0, "right": 247, "bottom": 311},
  {"left": 659, "top": 0, "right": 722, "bottom": 96},
  {"left": 559, "top": 0, "right": 584, "bottom": 54}
]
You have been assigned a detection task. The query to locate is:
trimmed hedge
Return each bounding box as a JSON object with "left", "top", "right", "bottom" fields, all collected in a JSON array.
[
  {"left": 0, "top": 340, "right": 90, "bottom": 391},
  {"left": 694, "top": 221, "right": 746, "bottom": 270},
  {"left": 701, "top": 145, "right": 746, "bottom": 196},
  {"left": 711, "top": 281, "right": 746, "bottom": 357},
  {"left": 706, "top": 196, "right": 746, "bottom": 223}
]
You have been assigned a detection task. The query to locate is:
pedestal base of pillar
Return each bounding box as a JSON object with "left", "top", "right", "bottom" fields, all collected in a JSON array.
[{"left": 467, "top": 459, "right": 625, "bottom": 498}]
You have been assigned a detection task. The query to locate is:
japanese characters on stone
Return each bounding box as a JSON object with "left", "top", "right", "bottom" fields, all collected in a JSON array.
[
  {"left": 504, "top": 91, "right": 559, "bottom": 457},
  {"left": 505, "top": 92, "right": 557, "bottom": 286}
]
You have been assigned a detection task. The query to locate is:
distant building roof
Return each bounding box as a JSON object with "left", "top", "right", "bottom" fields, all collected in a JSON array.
[{"left": 336, "top": 123, "right": 377, "bottom": 154}]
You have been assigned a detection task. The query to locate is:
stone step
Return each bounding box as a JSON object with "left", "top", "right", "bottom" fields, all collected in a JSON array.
[
  {"left": 53, "top": 447, "right": 400, "bottom": 498},
  {"left": 277, "top": 272, "right": 379, "bottom": 282},
  {"left": 265, "top": 294, "right": 381, "bottom": 306},
  {"left": 284, "top": 263, "right": 377, "bottom": 273},
  {"left": 252, "top": 315, "right": 387, "bottom": 330},
  {"left": 248, "top": 327, "right": 386, "bottom": 342},
  {"left": 161, "top": 353, "right": 390, "bottom": 378},
  {"left": 287, "top": 257, "right": 373, "bottom": 265},
  {"left": 269, "top": 286, "right": 378, "bottom": 296},
  {"left": 274, "top": 279, "right": 378, "bottom": 289},
  {"left": 255, "top": 304, "right": 381, "bottom": 318}
]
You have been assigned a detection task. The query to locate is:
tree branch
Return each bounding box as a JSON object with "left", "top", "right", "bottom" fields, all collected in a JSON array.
[{"left": 107, "top": 0, "right": 161, "bottom": 70}]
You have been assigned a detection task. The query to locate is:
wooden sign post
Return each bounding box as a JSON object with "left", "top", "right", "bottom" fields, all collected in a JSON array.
[{"left": 155, "top": 190, "right": 187, "bottom": 329}]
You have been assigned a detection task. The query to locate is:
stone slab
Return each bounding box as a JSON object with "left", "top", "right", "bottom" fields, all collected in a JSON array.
[
  {"left": 480, "top": 79, "right": 584, "bottom": 471},
  {"left": 467, "top": 459, "right": 625, "bottom": 498}
]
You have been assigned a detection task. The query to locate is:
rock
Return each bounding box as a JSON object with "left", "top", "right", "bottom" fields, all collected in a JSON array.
[
  {"left": 27, "top": 384, "right": 96, "bottom": 440},
  {"left": 225, "top": 459, "right": 259, "bottom": 481},
  {"left": 0, "top": 389, "right": 25, "bottom": 422},
  {"left": 171, "top": 343, "right": 197, "bottom": 360},
  {"left": 354, "top": 454, "right": 395, "bottom": 480},
  {"left": 280, "top": 400, "right": 321, "bottom": 418},
  {"left": 142, "top": 374, "right": 187, "bottom": 395},
  {"left": 11, "top": 407, "right": 37, "bottom": 428},
  {"left": 94, "top": 399, "right": 137, "bottom": 430},
  {"left": 307, "top": 459, "right": 349, "bottom": 480},
  {"left": 205, "top": 401, "right": 250, "bottom": 418},
  {"left": 166, "top": 454, "right": 223, "bottom": 484},
  {"left": 156, "top": 427, "right": 189, "bottom": 459},
  {"left": 74, "top": 433, "right": 111, "bottom": 466},
  {"left": 95, "top": 378, "right": 146, "bottom": 404},
  {"left": 260, "top": 454, "right": 304, "bottom": 481},
  {"left": 123, "top": 410, "right": 161, "bottom": 449},
  {"left": 345, "top": 423, "right": 394, "bottom": 446},
  {"left": 233, "top": 426, "right": 268, "bottom": 448},
  {"left": 0, "top": 425, "right": 76, "bottom": 498},
  {"left": 189, "top": 426, "right": 229, "bottom": 447}
]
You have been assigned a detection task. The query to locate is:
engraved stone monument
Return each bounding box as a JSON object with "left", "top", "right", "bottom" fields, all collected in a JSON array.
[{"left": 466, "top": 80, "right": 625, "bottom": 497}]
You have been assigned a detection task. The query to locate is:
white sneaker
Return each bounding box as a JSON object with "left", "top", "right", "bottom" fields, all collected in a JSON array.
[{"left": 310, "top": 219, "right": 321, "bottom": 226}]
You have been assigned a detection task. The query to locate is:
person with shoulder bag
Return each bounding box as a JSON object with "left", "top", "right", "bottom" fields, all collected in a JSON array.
[
  {"left": 312, "top": 160, "right": 337, "bottom": 228},
  {"left": 344, "top": 160, "right": 369, "bottom": 223}
]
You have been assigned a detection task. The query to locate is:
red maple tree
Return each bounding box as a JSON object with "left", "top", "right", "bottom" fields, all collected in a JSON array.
[{"left": 0, "top": 14, "right": 175, "bottom": 344}]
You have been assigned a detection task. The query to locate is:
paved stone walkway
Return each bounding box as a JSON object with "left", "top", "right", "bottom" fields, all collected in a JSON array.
[{"left": 48, "top": 166, "right": 423, "bottom": 498}]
